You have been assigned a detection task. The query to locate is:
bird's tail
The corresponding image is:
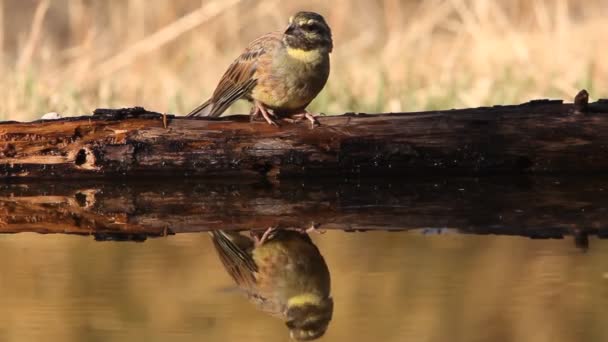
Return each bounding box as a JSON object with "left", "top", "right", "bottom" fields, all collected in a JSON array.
[{"left": 186, "top": 99, "right": 216, "bottom": 117}]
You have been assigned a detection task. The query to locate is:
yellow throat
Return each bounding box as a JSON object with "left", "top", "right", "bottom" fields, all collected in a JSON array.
[
  {"left": 288, "top": 293, "right": 324, "bottom": 307},
  {"left": 286, "top": 47, "right": 324, "bottom": 63}
]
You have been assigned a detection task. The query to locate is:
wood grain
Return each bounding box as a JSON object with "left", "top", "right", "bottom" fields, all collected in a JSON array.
[{"left": 2, "top": 98, "right": 608, "bottom": 179}]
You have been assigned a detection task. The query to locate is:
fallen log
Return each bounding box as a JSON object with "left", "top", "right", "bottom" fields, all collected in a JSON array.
[
  {"left": 1, "top": 91, "right": 608, "bottom": 179},
  {"left": 1, "top": 177, "right": 607, "bottom": 246}
]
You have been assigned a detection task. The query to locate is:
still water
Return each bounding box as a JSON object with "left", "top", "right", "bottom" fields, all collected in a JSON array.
[{"left": 0, "top": 231, "right": 606, "bottom": 342}]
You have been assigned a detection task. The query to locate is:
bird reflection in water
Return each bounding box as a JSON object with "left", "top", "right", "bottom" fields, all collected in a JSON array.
[{"left": 209, "top": 227, "right": 333, "bottom": 341}]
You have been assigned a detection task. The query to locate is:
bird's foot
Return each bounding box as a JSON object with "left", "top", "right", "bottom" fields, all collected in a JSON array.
[
  {"left": 291, "top": 111, "right": 320, "bottom": 129},
  {"left": 290, "top": 222, "right": 325, "bottom": 235},
  {"left": 252, "top": 226, "right": 278, "bottom": 246},
  {"left": 249, "top": 107, "right": 258, "bottom": 122},
  {"left": 250, "top": 106, "right": 276, "bottom": 122},
  {"left": 254, "top": 101, "right": 280, "bottom": 127},
  {"left": 303, "top": 222, "right": 326, "bottom": 235}
]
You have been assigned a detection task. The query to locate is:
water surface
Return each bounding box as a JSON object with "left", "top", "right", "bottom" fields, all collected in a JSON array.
[{"left": 0, "top": 231, "right": 606, "bottom": 342}]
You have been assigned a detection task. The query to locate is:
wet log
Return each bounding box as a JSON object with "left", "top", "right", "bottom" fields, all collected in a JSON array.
[
  {"left": 1, "top": 93, "right": 608, "bottom": 179},
  {"left": 1, "top": 177, "right": 607, "bottom": 245}
]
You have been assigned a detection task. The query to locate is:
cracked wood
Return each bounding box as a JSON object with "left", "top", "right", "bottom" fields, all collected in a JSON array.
[{"left": 1, "top": 97, "right": 608, "bottom": 179}]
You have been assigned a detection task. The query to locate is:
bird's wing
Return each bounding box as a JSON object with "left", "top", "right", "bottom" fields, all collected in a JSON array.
[
  {"left": 188, "top": 32, "right": 282, "bottom": 117},
  {"left": 209, "top": 230, "right": 258, "bottom": 289}
]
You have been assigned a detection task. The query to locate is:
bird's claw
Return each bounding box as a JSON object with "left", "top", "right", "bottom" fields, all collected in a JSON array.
[
  {"left": 304, "top": 222, "right": 326, "bottom": 235},
  {"left": 266, "top": 118, "right": 280, "bottom": 127},
  {"left": 290, "top": 112, "right": 320, "bottom": 129},
  {"left": 304, "top": 112, "right": 321, "bottom": 129},
  {"left": 254, "top": 101, "right": 280, "bottom": 127},
  {"left": 252, "top": 226, "right": 278, "bottom": 245}
]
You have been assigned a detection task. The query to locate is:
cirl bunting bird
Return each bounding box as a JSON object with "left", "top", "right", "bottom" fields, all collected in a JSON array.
[
  {"left": 209, "top": 228, "right": 333, "bottom": 341},
  {"left": 187, "top": 11, "right": 333, "bottom": 128}
]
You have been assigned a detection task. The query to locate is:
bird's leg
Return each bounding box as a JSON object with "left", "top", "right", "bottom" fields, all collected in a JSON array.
[
  {"left": 304, "top": 112, "right": 320, "bottom": 128},
  {"left": 254, "top": 100, "right": 279, "bottom": 126},
  {"left": 303, "top": 222, "right": 326, "bottom": 235},
  {"left": 250, "top": 106, "right": 260, "bottom": 122},
  {"left": 251, "top": 104, "right": 277, "bottom": 122},
  {"left": 291, "top": 110, "right": 320, "bottom": 128},
  {"left": 252, "top": 226, "right": 278, "bottom": 246},
  {"left": 286, "top": 222, "right": 325, "bottom": 235}
]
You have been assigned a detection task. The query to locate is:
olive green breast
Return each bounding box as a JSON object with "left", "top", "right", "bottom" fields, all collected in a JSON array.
[
  {"left": 252, "top": 232, "right": 331, "bottom": 303},
  {"left": 252, "top": 46, "right": 330, "bottom": 113}
]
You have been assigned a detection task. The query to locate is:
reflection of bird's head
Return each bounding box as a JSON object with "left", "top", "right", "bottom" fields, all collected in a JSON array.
[
  {"left": 284, "top": 11, "right": 333, "bottom": 53},
  {"left": 285, "top": 293, "right": 334, "bottom": 341}
]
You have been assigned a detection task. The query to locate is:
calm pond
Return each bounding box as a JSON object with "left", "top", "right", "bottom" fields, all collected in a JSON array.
[{"left": 1, "top": 177, "right": 607, "bottom": 342}]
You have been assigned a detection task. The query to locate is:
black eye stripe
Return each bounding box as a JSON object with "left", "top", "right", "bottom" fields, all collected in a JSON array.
[{"left": 302, "top": 23, "right": 323, "bottom": 32}]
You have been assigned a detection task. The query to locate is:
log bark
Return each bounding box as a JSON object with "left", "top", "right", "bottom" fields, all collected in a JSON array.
[
  {"left": 1, "top": 177, "right": 606, "bottom": 246},
  {"left": 1, "top": 95, "right": 608, "bottom": 179}
]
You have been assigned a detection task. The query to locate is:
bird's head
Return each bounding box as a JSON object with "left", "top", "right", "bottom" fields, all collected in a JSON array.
[
  {"left": 284, "top": 11, "right": 333, "bottom": 53},
  {"left": 284, "top": 293, "right": 334, "bottom": 341}
]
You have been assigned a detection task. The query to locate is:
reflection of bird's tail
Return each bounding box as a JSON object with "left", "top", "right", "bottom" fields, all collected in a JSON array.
[
  {"left": 208, "top": 230, "right": 258, "bottom": 277},
  {"left": 208, "top": 230, "right": 253, "bottom": 251},
  {"left": 186, "top": 99, "right": 216, "bottom": 117}
]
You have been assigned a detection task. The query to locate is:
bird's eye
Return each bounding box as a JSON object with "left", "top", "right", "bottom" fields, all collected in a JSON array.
[{"left": 302, "top": 22, "right": 321, "bottom": 32}]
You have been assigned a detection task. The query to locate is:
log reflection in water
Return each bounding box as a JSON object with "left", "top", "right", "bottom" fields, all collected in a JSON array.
[{"left": 1, "top": 177, "right": 607, "bottom": 245}]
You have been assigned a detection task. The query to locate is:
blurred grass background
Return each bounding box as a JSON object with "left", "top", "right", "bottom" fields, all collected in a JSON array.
[{"left": 0, "top": 0, "right": 606, "bottom": 121}]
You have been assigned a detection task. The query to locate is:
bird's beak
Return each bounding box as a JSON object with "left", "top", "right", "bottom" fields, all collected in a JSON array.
[{"left": 285, "top": 24, "right": 296, "bottom": 35}]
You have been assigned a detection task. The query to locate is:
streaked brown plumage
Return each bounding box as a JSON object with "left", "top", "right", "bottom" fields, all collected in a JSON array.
[
  {"left": 187, "top": 12, "right": 332, "bottom": 127},
  {"left": 209, "top": 228, "right": 333, "bottom": 340}
]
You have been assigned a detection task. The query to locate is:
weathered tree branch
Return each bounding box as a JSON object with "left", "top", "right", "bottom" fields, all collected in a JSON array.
[{"left": 1, "top": 92, "right": 608, "bottom": 179}]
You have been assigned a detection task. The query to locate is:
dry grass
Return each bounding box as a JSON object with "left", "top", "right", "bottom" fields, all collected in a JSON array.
[{"left": 0, "top": 0, "right": 606, "bottom": 121}]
